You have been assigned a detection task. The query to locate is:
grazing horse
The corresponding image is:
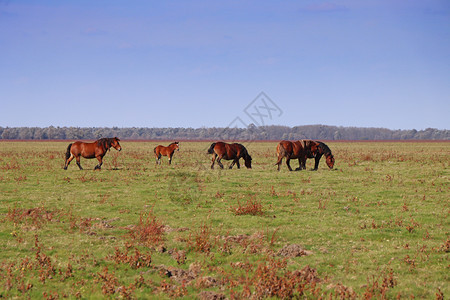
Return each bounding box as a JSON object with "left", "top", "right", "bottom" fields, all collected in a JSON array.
[
  {"left": 154, "top": 142, "right": 179, "bottom": 165},
  {"left": 308, "top": 141, "right": 335, "bottom": 170},
  {"left": 64, "top": 137, "right": 122, "bottom": 170},
  {"left": 275, "top": 140, "right": 319, "bottom": 171},
  {"left": 207, "top": 142, "right": 252, "bottom": 169}
]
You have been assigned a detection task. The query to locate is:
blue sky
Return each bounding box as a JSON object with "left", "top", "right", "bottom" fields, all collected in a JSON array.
[{"left": 1, "top": 1, "right": 449, "bottom": 130}]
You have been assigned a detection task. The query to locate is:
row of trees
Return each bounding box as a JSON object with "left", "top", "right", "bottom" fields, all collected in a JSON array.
[{"left": 0, "top": 125, "right": 448, "bottom": 141}]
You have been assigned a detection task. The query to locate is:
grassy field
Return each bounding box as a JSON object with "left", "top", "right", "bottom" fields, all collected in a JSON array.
[{"left": 0, "top": 140, "right": 448, "bottom": 299}]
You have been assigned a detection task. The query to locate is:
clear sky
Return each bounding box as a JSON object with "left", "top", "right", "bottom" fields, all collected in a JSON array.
[{"left": 1, "top": 0, "right": 449, "bottom": 130}]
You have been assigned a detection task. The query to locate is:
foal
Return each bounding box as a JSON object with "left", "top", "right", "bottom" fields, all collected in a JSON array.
[{"left": 154, "top": 142, "right": 179, "bottom": 165}]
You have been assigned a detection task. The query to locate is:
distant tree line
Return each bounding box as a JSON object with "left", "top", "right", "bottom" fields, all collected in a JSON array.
[{"left": 0, "top": 125, "right": 448, "bottom": 140}]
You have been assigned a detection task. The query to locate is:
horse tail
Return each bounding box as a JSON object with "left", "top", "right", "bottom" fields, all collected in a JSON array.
[
  {"left": 278, "top": 143, "right": 287, "bottom": 157},
  {"left": 65, "top": 143, "right": 73, "bottom": 160},
  {"left": 275, "top": 143, "right": 286, "bottom": 165},
  {"left": 207, "top": 143, "right": 216, "bottom": 154}
]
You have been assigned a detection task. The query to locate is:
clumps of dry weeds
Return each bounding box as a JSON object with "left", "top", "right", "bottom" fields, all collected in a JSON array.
[
  {"left": 0, "top": 235, "right": 78, "bottom": 297},
  {"left": 363, "top": 267, "right": 397, "bottom": 299},
  {"left": 186, "top": 223, "right": 213, "bottom": 254},
  {"left": 0, "top": 158, "right": 21, "bottom": 170},
  {"left": 230, "top": 257, "right": 322, "bottom": 299},
  {"left": 107, "top": 243, "right": 152, "bottom": 269},
  {"left": 95, "top": 267, "right": 135, "bottom": 299},
  {"left": 229, "top": 197, "right": 264, "bottom": 216},
  {"left": 4, "top": 205, "right": 100, "bottom": 236},
  {"left": 126, "top": 211, "right": 165, "bottom": 247},
  {"left": 5, "top": 206, "right": 59, "bottom": 229},
  {"left": 435, "top": 237, "right": 449, "bottom": 253}
]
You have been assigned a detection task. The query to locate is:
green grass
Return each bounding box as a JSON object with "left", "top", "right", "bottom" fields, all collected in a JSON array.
[{"left": 0, "top": 140, "right": 448, "bottom": 299}]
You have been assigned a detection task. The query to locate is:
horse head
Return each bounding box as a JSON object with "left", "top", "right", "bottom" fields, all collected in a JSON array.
[
  {"left": 326, "top": 154, "right": 335, "bottom": 169},
  {"left": 174, "top": 141, "right": 180, "bottom": 151},
  {"left": 111, "top": 137, "right": 122, "bottom": 151},
  {"left": 244, "top": 153, "right": 252, "bottom": 169}
]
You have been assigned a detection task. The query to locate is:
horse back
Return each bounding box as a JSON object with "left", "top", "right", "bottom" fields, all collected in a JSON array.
[
  {"left": 278, "top": 140, "right": 306, "bottom": 159},
  {"left": 278, "top": 141, "right": 294, "bottom": 157},
  {"left": 213, "top": 142, "right": 227, "bottom": 157},
  {"left": 72, "top": 141, "right": 97, "bottom": 158}
]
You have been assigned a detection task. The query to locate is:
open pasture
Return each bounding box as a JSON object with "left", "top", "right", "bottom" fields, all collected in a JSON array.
[{"left": 0, "top": 140, "right": 448, "bottom": 299}]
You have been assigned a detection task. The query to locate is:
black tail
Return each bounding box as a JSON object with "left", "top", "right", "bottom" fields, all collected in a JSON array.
[
  {"left": 65, "top": 143, "right": 73, "bottom": 160},
  {"left": 207, "top": 143, "right": 216, "bottom": 154}
]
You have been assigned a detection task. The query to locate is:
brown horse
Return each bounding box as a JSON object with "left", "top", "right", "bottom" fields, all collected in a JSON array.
[
  {"left": 307, "top": 140, "right": 335, "bottom": 170},
  {"left": 64, "top": 137, "right": 122, "bottom": 170},
  {"left": 275, "top": 140, "right": 319, "bottom": 171},
  {"left": 207, "top": 142, "right": 252, "bottom": 169},
  {"left": 154, "top": 142, "right": 179, "bottom": 165}
]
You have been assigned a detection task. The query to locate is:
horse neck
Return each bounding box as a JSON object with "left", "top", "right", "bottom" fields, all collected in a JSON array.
[
  {"left": 320, "top": 144, "right": 331, "bottom": 156},
  {"left": 236, "top": 144, "right": 245, "bottom": 158},
  {"left": 240, "top": 147, "right": 247, "bottom": 158},
  {"left": 100, "top": 138, "right": 111, "bottom": 151}
]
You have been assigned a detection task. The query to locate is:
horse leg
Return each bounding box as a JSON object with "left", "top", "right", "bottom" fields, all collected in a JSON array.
[
  {"left": 236, "top": 159, "right": 240, "bottom": 169},
  {"left": 168, "top": 154, "right": 172, "bottom": 165},
  {"left": 217, "top": 156, "right": 224, "bottom": 169},
  {"left": 229, "top": 160, "right": 236, "bottom": 169},
  {"left": 286, "top": 157, "right": 293, "bottom": 171},
  {"left": 75, "top": 156, "right": 83, "bottom": 170},
  {"left": 299, "top": 158, "right": 306, "bottom": 170},
  {"left": 296, "top": 158, "right": 303, "bottom": 171},
  {"left": 211, "top": 154, "right": 217, "bottom": 169},
  {"left": 295, "top": 159, "right": 301, "bottom": 171},
  {"left": 94, "top": 156, "right": 102, "bottom": 170},
  {"left": 64, "top": 154, "right": 74, "bottom": 170},
  {"left": 313, "top": 154, "right": 322, "bottom": 171},
  {"left": 276, "top": 156, "right": 283, "bottom": 171}
]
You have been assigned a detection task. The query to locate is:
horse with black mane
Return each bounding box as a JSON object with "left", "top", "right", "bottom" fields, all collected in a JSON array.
[
  {"left": 154, "top": 142, "right": 179, "bottom": 165},
  {"left": 207, "top": 142, "right": 252, "bottom": 169},
  {"left": 307, "top": 140, "right": 335, "bottom": 170},
  {"left": 275, "top": 140, "right": 319, "bottom": 171},
  {"left": 64, "top": 137, "right": 122, "bottom": 170}
]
